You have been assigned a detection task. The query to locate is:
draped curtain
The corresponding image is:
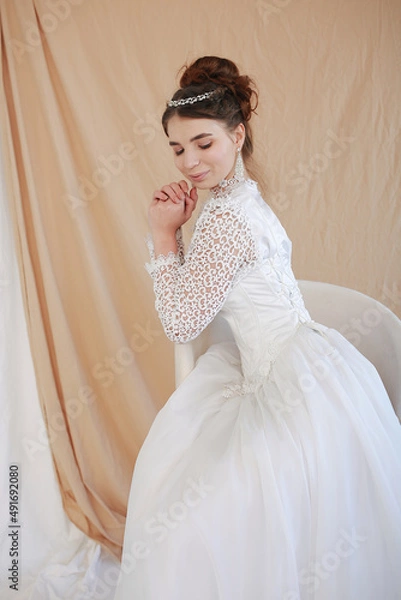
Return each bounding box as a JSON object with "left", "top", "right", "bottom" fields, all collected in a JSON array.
[{"left": 0, "top": 0, "right": 400, "bottom": 568}]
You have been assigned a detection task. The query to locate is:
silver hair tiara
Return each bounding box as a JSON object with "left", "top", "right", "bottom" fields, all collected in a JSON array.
[{"left": 167, "top": 88, "right": 222, "bottom": 108}]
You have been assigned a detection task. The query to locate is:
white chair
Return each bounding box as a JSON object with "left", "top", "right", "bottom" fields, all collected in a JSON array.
[
  {"left": 298, "top": 280, "right": 401, "bottom": 419},
  {"left": 174, "top": 281, "right": 401, "bottom": 420}
]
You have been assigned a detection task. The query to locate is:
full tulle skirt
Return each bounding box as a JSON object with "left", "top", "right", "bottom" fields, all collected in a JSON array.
[{"left": 113, "top": 323, "right": 401, "bottom": 599}]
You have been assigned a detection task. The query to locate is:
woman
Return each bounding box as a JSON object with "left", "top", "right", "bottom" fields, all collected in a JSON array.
[{"left": 113, "top": 56, "right": 401, "bottom": 599}]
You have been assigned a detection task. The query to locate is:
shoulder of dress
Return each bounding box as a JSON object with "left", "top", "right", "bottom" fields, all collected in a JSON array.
[
  {"left": 191, "top": 180, "right": 261, "bottom": 233},
  {"left": 204, "top": 179, "right": 258, "bottom": 210}
]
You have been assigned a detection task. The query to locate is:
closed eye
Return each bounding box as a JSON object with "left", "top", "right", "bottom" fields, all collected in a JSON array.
[{"left": 174, "top": 142, "right": 212, "bottom": 157}]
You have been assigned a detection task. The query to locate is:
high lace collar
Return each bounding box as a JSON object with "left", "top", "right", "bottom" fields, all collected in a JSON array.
[
  {"left": 193, "top": 177, "right": 257, "bottom": 231},
  {"left": 207, "top": 173, "right": 248, "bottom": 201},
  {"left": 206, "top": 149, "right": 249, "bottom": 201}
]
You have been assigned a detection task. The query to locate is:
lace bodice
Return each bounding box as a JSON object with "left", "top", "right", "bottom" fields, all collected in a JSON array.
[
  {"left": 145, "top": 179, "right": 311, "bottom": 350},
  {"left": 145, "top": 184, "right": 259, "bottom": 343}
]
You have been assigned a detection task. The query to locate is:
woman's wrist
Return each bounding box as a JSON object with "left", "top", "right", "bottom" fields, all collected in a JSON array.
[{"left": 152, "top": 228, "right": 179, "bottom": 258}]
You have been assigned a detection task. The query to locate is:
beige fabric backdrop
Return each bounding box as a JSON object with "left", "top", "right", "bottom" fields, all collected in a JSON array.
[{"left": 1, "top": 0, "right": 400, "bottom": 557}]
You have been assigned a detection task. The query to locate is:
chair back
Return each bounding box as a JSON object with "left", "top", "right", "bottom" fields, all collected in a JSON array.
[{"left": 174, "top": 280, "right": 401, "bottom": 420}]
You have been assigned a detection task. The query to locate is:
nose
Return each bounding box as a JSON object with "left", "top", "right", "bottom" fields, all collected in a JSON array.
[{"left": 182, "top": 149, "right": 200, "bottom": 171}]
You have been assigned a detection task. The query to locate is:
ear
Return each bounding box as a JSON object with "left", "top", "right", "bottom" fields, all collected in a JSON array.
[{"left": 234, "top": 123, "right": 246, "bottom": 147}]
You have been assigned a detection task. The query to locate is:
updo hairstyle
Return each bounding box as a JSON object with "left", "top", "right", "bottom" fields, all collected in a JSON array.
[{"left": 162, "top": 56, "right": 259, "bottom": 174}]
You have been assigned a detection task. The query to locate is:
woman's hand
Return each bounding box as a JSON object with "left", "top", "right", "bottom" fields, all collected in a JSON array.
[{"left": 149, "top": 180, "right": 198, "bottom": 235}]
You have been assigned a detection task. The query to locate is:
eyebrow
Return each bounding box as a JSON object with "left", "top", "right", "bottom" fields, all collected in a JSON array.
[{"left": 168, "top": 133, "right": 213, "bottom": 146}]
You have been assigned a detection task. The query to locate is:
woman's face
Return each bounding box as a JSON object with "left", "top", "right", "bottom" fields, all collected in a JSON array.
[{"left": 166, "top": 116, "right": 245, "bottom": 189}]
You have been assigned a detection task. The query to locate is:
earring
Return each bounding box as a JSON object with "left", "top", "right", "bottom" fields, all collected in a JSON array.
[{"left": 233, "top": 147, "right": 245, "bottom": 181}]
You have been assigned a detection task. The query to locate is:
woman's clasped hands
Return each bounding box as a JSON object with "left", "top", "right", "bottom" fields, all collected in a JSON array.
[{"left": 149, "top": 180, "right": 198, "bottom": 236}]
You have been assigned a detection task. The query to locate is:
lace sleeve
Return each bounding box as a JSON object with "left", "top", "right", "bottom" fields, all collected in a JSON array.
[
  {"left": 145, "top": 227, "right": 185, "bottom": 266},
  {"left": 145, "top": 199, "right": 258, "bottom": 343},
  {"left": 175, "top": 227, "right": 185, "bottom": 265}
]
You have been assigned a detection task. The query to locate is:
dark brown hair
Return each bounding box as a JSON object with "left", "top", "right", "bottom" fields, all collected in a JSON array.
[{"left": 162, "top": 56, "right": 265, "bottom": 187}]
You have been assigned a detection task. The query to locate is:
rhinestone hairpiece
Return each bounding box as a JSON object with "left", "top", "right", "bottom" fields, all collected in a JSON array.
[{"left": 167, "top": 89, "right": 221, "bottom": 108}]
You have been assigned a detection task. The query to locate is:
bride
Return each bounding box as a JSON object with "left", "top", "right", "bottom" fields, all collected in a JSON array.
[{"left": 113, "top": 55, "right": 401, "bottom": 599}]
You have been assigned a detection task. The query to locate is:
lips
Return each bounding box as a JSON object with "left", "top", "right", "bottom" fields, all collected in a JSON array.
[{"left": 189, "top": 171, "right": 209, "bottom": 182}]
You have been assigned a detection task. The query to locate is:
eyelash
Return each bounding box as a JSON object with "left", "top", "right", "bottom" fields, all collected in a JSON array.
[{"left": 174, "top": 142, "right": 212, "bottom": 157}]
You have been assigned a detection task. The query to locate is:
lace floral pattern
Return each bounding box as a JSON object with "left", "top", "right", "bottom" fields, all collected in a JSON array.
[
  {"left": 222, "top": 322, "right": 305, "bottom": 399},
  {"left": 145, "top": 195, "right": 259, "bottom": 343},
  {"left": 175, "top": 227, "right": 185, "bottom": 266},
  {"left": 223, "top": 367, "right": 275, "bottom": 399},
  {"left": 145, "top": 178, "right": 310, "bottom": 344},
  {"left": 208, "top": 175, "right": 251, "bottom": 201},
  {"left": 145, "top": 228, "right": 185, "bottom": 274}
]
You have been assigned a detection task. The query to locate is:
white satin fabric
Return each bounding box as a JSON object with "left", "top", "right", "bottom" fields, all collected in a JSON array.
[{"left": 175, "top": 280, "right": 401, "bottom": 421}]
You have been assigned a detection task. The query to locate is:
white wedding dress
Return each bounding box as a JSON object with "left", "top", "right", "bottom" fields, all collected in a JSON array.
[{"left": 113, "top": 178, "right": 401, "bottom": 599}]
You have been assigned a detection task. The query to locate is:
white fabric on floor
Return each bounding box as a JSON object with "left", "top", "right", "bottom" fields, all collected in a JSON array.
[{"left": 0, "top": 141, "right": 119, "bottom": 600}]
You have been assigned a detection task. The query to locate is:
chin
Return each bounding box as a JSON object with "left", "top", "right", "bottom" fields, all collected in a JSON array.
[
  {"left": 201, "top": 176, "right": 222, "bottom": 190},
  {"left": 196, "top": 181, "right": 215, "bottom": 190},
  {"left": 186, "top": 171, "right": 220, "bottom": 190},
  {"left": 190, "top": 179, "right": 217, "bottom": 190}
]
